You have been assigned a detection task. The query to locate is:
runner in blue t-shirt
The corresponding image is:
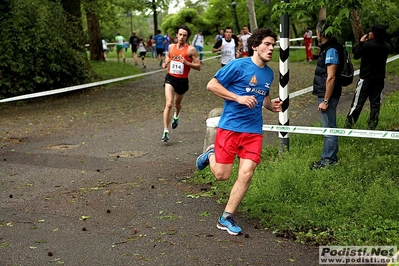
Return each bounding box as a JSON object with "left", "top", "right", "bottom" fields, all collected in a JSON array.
[
  {"left": 153, "top": 30, "right": 166, "bottom": 66},
  {"left": 196, "top": 28, "right": 282, "bottom": 236}
]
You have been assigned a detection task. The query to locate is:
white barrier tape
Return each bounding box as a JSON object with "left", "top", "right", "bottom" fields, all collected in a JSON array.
[
  {"left": 206, "top": 117, "right": 399, "bottom": 140},
  {"left": 262, "top": 125, "right": 399, "bottom": 140},
  {"left": 387, "top": 54, "right": 399, "bottom": 62},
  {"left": 0, "top": 69, "right": 165, "bottom": 103},
  {"left": 0, "top": 55, "right": 222, "bottom": 103},
  {"left": 0, "top": 52, "right": 396, "bottom": 103}
]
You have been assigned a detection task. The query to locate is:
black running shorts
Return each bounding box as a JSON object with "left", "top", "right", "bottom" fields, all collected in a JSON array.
[{"left": 164, "top": 73, "right": 189, "bottom": 95}]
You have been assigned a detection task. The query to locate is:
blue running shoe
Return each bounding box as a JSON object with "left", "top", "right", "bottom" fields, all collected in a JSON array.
[
  {"left": 196, "top": 144, "right": 214, "bottom": 170},
  {"left": 217, "top": 216, "right": 242, "bottom": 235}
]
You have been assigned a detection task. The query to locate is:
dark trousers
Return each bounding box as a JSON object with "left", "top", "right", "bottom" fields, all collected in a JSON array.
[{"left": 346, "top": 78, "right": 385, "bottom": 130}]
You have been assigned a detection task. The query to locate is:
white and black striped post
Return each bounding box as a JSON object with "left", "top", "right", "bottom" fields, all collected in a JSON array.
[{"left": 278, "top": 0, "right": 290, "bottom": 151}]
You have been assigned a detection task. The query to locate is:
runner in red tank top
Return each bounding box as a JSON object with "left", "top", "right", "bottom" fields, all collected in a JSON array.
[{"left": 160, "top": 25, "right": 201, "bottom": 142}]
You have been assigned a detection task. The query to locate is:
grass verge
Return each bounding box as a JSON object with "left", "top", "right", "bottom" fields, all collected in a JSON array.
[
  {"left": 89, "top": 60, "right": 142, "bottom": 82},
  {"left": 192, "top": 83, "right": 399, "bottom": 246}
]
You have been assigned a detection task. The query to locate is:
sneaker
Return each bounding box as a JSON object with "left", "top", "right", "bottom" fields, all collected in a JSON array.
[
  {"left": 143, "top": 64, "right": 146, "bottom": 69},
  {"left": 196, "top": 144, "right": 214, "bottom": 170},
  {"left": 171, "top": 117, "right": 179, "bottom": 129},
  {"left": 217, "top": 216, "right": 242, "bottom": 235},
  {"left": 159, "top": 60, "right": 163, "bottom": 67},
  {"left": 310, "top": 160, "right": 336, "bottom": 170},
  {"left": 161, "top": 131, "right": 169, "bottom": 142},
  {"left": 123, "top": 58, "right": 126, "bottom": 63}
]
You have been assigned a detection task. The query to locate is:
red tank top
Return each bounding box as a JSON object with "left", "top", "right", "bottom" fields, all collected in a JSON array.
[{"left": 168, "top": 44, "right": 192, "bottom": 78}]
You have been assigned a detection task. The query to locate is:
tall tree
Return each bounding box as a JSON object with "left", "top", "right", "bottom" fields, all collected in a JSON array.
[
  {"left": 350, "top": 9, "right": 364, "bottom": 45},
  {"left": 246, "top": 0, "right": 257, "bottom": 31},
  {"left": 85, "top": 0, "right": 103, "bottom": 60},
  {"left": 152, "top": 0, "right": 158, "bottom": 34},
  {"left": 273, "top": 0, "right": 361, "bottom": 37}
]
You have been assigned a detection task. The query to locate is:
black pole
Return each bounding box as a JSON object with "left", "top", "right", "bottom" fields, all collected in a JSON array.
[{"left": 231, "top": 1, "right": 240, "bottom": 34}]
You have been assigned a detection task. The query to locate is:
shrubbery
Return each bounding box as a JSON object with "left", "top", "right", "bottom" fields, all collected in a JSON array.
[{"left": 0, "top": 0, "right": 93, "bottom": 99}]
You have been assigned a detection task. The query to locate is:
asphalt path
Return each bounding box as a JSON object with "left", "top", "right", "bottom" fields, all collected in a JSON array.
[{"left": 1, "top": 56, "right": 397, "bottom": 266}]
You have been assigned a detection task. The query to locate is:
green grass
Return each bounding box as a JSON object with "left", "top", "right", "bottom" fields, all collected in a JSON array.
[
  {"left": 89, "top": 59, "right": 142, "bottom": 82},
  {"left": 193, "top": 88, "right": 399, "bottom": 246},
  {"left": 387, "top": 55, "right": 399, "bottom": 75}
]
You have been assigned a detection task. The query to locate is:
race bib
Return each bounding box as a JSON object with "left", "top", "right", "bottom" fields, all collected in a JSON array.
[{"left": 170, "top": 60, "right": 184, "bottom": 75}]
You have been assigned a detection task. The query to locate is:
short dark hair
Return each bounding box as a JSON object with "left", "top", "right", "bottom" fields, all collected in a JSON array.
[
  {"left": 371, "top": 24, "right": 387, "bottom": 43},
  {"left": 316, "top": 20, "right": 333, "bottom": 39},
  {"left": 247, "top": 27, "right": 277, "bottom": 56},
  {"left": 225, "top": 26, "right": 233, "bottom": 32},
  {"left": 175, "top": 25, "right": 192, "bottom": 38}
]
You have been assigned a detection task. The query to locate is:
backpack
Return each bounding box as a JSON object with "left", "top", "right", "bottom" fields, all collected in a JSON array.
[{"left": 340, "top": 49, "right": 354, "bottom": 86}]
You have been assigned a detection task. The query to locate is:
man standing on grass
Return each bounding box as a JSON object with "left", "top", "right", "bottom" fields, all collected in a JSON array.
[
  {"left": 160, "top": 25, "right": 201, "bottom": 142},
  {"left": 310, "top": 20, "right": 344, "bottom": 170},
  {"left": 196, "top": 28, "right": 282, "bottom": 236},
  {"left": 345, "top": 25, "right": 391, "bottom": 130},
  {"left": 303, "top": 26, "right": 314, "bottom": 62},
  {"left": 192, "top": 29, "right": 205, "bottom": 63}
]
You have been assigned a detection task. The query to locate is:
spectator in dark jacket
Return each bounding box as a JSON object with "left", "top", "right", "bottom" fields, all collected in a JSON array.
[
  {"left": 310, "top": 20, "right": 344, "bottom": 170},
  {"left": 345, "top": 25, "right": 391, "bottom": 130}
]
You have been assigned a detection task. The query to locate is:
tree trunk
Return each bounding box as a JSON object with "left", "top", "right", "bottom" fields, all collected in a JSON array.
[
  {"left": 350, "top": 9, "right": 364, "bottom": 46},
  {"left": 85, "top": 0, "right": 102, "bottom": 61},
  {"left": 319, "top": 7, "right": 326, "bottom": 21},
  {"left": 246, "top": 0, "right": 257, "bottom": 31},
  {"left": 152, "top": 0, "right": 158, "bottom": 35}
]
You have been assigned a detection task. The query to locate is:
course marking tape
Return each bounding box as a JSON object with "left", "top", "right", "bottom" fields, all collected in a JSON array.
[
  {"left": 1, "top": 53, "right": 397, "bottom": 103},
  {"left": 206, "top": 117, "right": 399, "bottom": 140},
  {"left": 0, "top": 55, "right": 221, "bottom": 103}
]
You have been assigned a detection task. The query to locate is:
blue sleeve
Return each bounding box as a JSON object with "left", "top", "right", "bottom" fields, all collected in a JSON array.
[
  {"left": 214, "top": 61, "right": 240, "bottom": 89},
  {"left": 325, "top": 48, "right": 339, "bottom": 65}
]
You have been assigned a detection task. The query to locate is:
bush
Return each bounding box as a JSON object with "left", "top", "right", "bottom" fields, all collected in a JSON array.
[{"left": 0, "top": 0, "right": 93, "bottom": 99}]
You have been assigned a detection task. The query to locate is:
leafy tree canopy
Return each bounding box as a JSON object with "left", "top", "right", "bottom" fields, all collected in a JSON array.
[{"left": 0, "top": 0, "right": 92, "bottom": 98}]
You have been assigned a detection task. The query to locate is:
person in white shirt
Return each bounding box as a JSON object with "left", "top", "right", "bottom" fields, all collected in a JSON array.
[
  {"left": 239, "top": 26, "right": 252, "bottom": 57},
  {"left": 102, "top": 38, "right": 108, "bottom": 61},
  {"left": 192, "top": 29, "right": 205, "bottom": 62},
  {"left": 212, "top": 27, "right": 239, "bottom": 67},
  {"left": 138, "top": 37, "right": 147, "bottom": 68}
]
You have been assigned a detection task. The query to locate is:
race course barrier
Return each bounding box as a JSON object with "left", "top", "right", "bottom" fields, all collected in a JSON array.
[
  {"left": 206, "top": 116, "right": 399, "bottom": 140},
  {"left": 262, "top": 125, "right": 399, "bottom": 140}
]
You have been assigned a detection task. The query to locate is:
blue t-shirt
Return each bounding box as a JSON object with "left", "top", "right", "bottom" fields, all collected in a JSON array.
[
  {"left": 154, "top": 34, "right": 165, "bottom": 49},
  {"left": 325, "top": 48, "right": 339, "bottom": 65},
  {"left": 215, "top": 58, "right": 273, "bottom": 134},
  {"left": 164, "top": 35, "right": 171, "bottom": 51}
]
